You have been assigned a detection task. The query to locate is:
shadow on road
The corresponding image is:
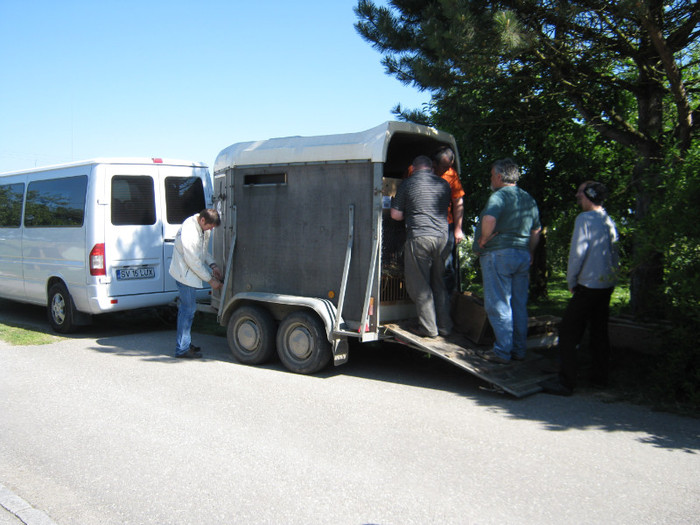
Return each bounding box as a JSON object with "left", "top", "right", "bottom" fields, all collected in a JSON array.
[
  {"left": 2, "top": 298, "right": 698, "bottom": 454},
  {"left": 336, "top": 340, "right": 700, "bottom": 455}
]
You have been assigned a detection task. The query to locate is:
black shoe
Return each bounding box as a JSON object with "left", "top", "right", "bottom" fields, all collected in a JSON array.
[
  {"left": 540, "top": 379, "right": 573, "bottom": 396},
  {"left": 176, "top": 348, "right": 203, "bottom": 359},
  {"left": 477, "top": 349, "right": 510, "bottom": 364},
  {"left": 406, "top": 325, "right": 438, "bottom": 339},
  {"left": 189, "top": 344, "right": 201, "bottom": 353},
  {"left": 511, "top": 353, "right": 526, "bottom": 361}
]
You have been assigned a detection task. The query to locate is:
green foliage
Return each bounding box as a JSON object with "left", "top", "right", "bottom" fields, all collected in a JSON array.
[
  {"left": 630, "top": 146, "right": 700, "bottom": 410},
  {"left": 355, "top": 0, "right": 700, "bottom": 317},
  {"left": 648, "top": 318, "right": 700, "bottom": 412},
  {"left": 657, "top": 148, "right": 700, "bottom": 314}
]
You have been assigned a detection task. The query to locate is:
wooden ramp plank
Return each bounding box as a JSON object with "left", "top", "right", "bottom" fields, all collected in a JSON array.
[{"left": 383, "top": 320, "right": 558, "bottom": 398}]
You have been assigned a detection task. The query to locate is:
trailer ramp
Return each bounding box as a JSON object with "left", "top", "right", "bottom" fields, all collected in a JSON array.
[{"left": 383, "top": 320, "right": 558, "bottom": 398}]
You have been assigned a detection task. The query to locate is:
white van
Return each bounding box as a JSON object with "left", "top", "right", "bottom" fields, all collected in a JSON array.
[{"left": 0, "top": 157, "right": 213, "bottom": 332}]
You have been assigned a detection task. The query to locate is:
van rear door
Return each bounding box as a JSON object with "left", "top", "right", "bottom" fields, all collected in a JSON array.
[
  {"left": 160, "top": 165, "right": 209, "bottom": 292},
  {"left": 105, "top": 165, "right": 164, "bottom": 296}
]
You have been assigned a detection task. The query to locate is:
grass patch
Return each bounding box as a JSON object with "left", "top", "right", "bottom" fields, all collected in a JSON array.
[
  {"left": 0, "top": 324, "right": 61, "bottom": 345},
  {"left": 192, "top": 311, "right": 226, "bottom": 337},
  {"left": 466, "top": 272, "right": 631, "bottom": 319}
]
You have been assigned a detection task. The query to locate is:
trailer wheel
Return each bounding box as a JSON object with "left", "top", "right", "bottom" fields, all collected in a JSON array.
[
  {"left": 276, "top": 311, "right": 331, "bottom": 374},
  {"left": 227, "top": 305, "right": 277, "bottom": 365},
  {"left": 47, "top": 282, "right": 76, "bottom": 334}
]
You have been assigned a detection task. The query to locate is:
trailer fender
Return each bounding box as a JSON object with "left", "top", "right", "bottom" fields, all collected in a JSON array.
[{"left": 222, "top": 292, "right": 339, "bottom": 342}]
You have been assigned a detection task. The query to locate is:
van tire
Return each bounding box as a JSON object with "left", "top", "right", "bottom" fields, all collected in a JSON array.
[
  {"left": 48, "top": 283, "right": 76, "bottom": 333},
  {"left": 227, "top": 305, "right": 277, "bottom": 365},
  {"left": 276, "top": 311, "right": 331, "bottom": 374}
]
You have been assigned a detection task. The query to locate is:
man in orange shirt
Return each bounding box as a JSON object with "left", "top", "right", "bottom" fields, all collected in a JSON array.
[{"left": 433, "top": 146, "right": 465, "bottom": 293}]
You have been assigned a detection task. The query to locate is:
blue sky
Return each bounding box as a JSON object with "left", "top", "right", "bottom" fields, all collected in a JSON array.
[{"left": 0, "top": 0, "right": 429, "bottom": 173}]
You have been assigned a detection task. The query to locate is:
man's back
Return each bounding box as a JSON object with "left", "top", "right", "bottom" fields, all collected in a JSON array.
[
  {"left": 394, "top": 169, "right": 451, "bottom": 239},
  {"left": 480, "top": 186, "right": 540, "bottom": 251},
  {"left": 568, "top": 209, "right": 618, "bottom": 289}
]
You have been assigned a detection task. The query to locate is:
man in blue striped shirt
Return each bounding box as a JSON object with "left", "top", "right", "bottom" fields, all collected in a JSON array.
[{"left": 391, "top": 155, "right": 453, "bottom": 338}]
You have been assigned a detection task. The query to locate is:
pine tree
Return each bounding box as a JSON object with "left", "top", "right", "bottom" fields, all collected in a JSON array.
[{"left": 355, "top": 0, "right": 700, "bottom": 317}]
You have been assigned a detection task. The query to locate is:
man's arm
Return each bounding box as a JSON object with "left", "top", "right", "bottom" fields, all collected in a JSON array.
[
  {"left": 452, "top": 197, "right": 465, "bottom": 243},
  {"left": 566, "top": 217, "right": 588, "bottom": 291},
  {"left": 478, "top": 215, "right": 497, "bottom": 249}
]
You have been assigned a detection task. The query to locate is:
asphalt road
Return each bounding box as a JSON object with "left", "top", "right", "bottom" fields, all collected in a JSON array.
[{"left": 1, "top": 300, "right": 699, "bottom": 524}]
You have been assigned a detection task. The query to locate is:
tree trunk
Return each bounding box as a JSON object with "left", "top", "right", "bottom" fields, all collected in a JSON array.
[
  {"left": 630, "top": 152, "right": 665, "bottom": 319},
  {"left": 629, "top": 58, "right": 666, "bottom": 319}
]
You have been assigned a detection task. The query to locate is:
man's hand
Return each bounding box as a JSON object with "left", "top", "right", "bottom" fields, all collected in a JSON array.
[
  {"left": 454, "top": 227, "right": 466, "bottom": 244},
  {"left": 209, "top": 278, "right": 223, "bottom": 291}
]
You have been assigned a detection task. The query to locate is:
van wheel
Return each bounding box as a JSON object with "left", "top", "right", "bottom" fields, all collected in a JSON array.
[
  {"left": 227, "top": 305, "right": 277, "bottom": 365},
  {"left": 276, "top": 311, "right": 331, "bottom": 374},
  {"left": 48, "top": 283, "right": 76, "bottom": 333}
]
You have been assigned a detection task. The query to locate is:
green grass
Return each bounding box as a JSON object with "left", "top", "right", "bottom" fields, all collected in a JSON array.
[
  {"left": 0, "top": 324, "right": 62, "bottom": 345},
  {"left": 465, "top": 272, "right": 631, "bottom": 319},
  {"left": 192, "top": 311, "right": 226, "bottom": 337}
]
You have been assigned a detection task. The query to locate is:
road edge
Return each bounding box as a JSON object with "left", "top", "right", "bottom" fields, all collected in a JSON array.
[{"left": 0, "top": 484, "right": 57, "bottom": 525}]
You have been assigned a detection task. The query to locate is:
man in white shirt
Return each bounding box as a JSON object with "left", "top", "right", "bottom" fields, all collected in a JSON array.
[{"left": 169, "top": 209, "right": 223, "bottom": 358}]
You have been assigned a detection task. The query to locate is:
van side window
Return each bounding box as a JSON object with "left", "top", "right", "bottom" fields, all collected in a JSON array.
[
  {"left": 0, "top": 183, "right": 25, "bottom": 227},
  {"left": 164, "top": 176, "right": 205, "bottom": 224},
  {"left": 111, "top": 176, "right": 156, "bottom": 226},
  {"left": 25, "top": 176, "right": 87, "bottom": 227}
]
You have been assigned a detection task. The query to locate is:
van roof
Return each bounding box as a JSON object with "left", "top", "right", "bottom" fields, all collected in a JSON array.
[
  {"left": 213, "top": 121, "right": 458, "bottom": 173},
  {"left": 0, "top": 158, "right": 208, "bottom": 177}
]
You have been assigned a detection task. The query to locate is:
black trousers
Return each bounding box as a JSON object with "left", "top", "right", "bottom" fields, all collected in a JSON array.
[{"left": 558, "top": 285, "right": 614, "bottom": 389}]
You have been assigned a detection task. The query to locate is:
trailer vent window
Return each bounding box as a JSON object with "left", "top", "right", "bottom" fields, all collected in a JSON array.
[{"left": 243, "top": 173, "right": 287, "bottom": 186}]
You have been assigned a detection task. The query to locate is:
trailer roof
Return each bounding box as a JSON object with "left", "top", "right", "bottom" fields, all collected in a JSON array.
[{"left": 213, "top": 121, "right": 458, "bottom": 173}]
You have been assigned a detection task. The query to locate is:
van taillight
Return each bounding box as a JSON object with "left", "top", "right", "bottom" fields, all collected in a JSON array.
[
  {"left": 152, "top": 158, "right": 163, "bottom": 163},
  {"left": 90, "top": 243, "right": 106, "bottom": 276}
]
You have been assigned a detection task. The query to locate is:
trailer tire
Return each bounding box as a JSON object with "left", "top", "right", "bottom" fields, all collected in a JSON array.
[
  {"left": 276, "top": 310, "right": 331, "bottom": 374},
  {"left": 47, "top": 282, "right": 76, "bottom": 334},
  {"left": 227, "top": 305, "right": 277, "bottom": 365}
]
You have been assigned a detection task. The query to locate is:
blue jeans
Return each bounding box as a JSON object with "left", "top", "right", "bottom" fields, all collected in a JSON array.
[
  {"left": 480, "top": 249, "right": 531, "bottom": 360},
  {"left": 175, "top": 281, "right": 198, "bottom": 355}
]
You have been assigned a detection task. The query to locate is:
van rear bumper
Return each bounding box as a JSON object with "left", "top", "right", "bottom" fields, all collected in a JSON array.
[{"left": 85, "top": 289, "right": 211, "bottom": 314}]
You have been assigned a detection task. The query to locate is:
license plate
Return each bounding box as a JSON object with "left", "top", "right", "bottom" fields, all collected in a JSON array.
[{"left": 116, "top": 267, "right": 155, "bottom": 280}]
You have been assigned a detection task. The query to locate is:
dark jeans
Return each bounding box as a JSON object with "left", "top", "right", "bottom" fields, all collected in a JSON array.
[
  {"left": 443, "top": 223, "right": 458, "bottom": 294},
  {"left": 404, "top": 236, "right": 453, "bottom": 336},
  {"left": 558, "top": 285, "right": 614, "bottom": 389}
]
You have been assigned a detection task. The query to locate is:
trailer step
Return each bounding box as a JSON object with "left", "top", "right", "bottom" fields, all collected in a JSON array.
[{"left": 383, "top": 320, "right": 558, "bottom": 398}]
